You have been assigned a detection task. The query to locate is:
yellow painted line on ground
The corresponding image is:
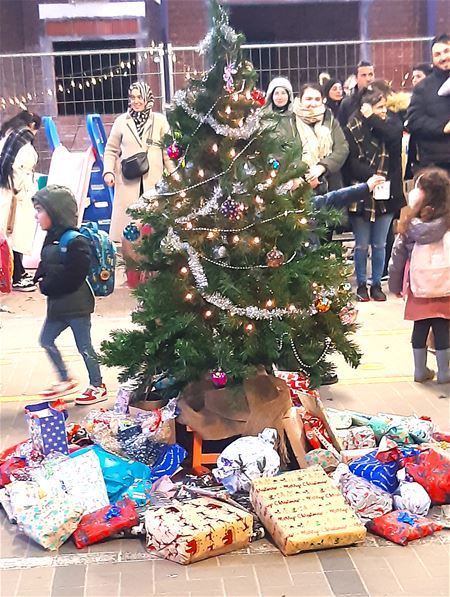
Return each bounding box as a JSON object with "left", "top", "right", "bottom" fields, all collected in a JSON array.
[{"left": 337, "top": 376, "right": 412, "bottom": 385}]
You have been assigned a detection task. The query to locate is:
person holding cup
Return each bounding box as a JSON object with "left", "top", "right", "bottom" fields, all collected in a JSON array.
[{"left": 343, "top": 86, "right": 405, "bottom": 301}]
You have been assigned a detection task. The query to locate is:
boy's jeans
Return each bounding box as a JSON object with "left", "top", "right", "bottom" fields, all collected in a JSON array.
[
  {"left": 349, "top": 213, "right": 394, "bottom": 286},
  {"left": 39, "top": 316, "right": 102, "bottom": 387}
]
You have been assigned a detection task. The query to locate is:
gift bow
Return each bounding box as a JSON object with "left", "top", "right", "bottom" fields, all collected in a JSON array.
[
  {"left": 397, "top": 511, "right": 417, "bottom": 526},
  {"left": 104, "top": 505, "right": 121, "bottom": 521}
]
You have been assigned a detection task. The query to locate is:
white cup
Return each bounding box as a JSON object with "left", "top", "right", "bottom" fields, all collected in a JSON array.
[{"left": 373, "top": 180, "right": 390, "bottom": 200}]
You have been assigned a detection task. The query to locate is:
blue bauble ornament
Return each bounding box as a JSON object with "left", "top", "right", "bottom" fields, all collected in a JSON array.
[
  {"left": 123, "top": 223, "right": 140, "bottom": 241},
  {"left": 269, "top": 158, "right": 280, "bottom": 170}
]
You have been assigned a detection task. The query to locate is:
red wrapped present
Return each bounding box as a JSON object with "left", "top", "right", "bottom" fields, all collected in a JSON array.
[
  {"left": 0, "top": 457, "right": 27, "bottom": 486},
  {"left": 299, "top": 408, "right": 333, "bottom": 450},
  {"left": 432, "top": 431, "right": 450, "bottom": 443},
  {"left": 367, "top": 510, "right": 442, "bottom": 545},
  {"left": 72, "top": 497, "right": 139, "bottom": 549},
  {"left": 273, "top": 371, "right": 319, "bottom": 406},
  {"left": 405, "top": 447, "right": 450, "bottom": 505}
]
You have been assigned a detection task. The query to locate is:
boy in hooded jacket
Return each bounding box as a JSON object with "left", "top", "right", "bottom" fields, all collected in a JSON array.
[{"left": 32, "top": 185, "right": 107, "bottom": 404}]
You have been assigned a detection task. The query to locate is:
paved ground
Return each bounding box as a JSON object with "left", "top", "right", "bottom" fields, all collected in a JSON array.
[{"left": 0, "top": 276, "right": 449, "bottom": 597}]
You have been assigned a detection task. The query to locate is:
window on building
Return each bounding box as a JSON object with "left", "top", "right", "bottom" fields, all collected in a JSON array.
[{"left": 53, "top": 39, "right": 137, "bottom": 115}]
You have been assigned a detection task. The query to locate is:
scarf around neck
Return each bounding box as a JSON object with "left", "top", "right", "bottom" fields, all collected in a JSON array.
[
  {"left": 0, "top": 127, "right": 34, "bottom": 189},
  {"left": 293, "top": 100, "right": 332, "bottom": 167},
  {"left": 128, "top": 82, "right": 154, "bottom": 138}
]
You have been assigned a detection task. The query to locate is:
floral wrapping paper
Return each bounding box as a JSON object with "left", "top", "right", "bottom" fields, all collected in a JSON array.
[
  {"left": 250, "top": 467, "right": 366, "bottom": 556},
  {"left": 13, "top": 485, "right": 83, "bottom": 550},
  {"left": 72, "top": 498, "right": 139, "bottom": 549},
  {"left": 367, "top": 510, "right": 442, "bottom": 545},
  {"left": 38, "top": 450, "right": 109, "bottom": 515},
  {"left": 144, "top": 497, "right": 253, "bottom": 564},
  {"left": 305, "top": 449, "right": 340, "bottom": 473},
  {"left": 335, "top": 426, "right": 376, "bottom": 450},
  {"left": 333, "top": 464, "right": 393, "bottom": 523}
]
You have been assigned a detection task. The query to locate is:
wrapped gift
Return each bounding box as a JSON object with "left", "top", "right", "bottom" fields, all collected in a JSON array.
[
  {"left": 305, "top": 449, "right": 340, "bottom": 473},
  {"left": 273, "top": 370, "right": 313, "bottom": 407},
  {"left": 405, "top": 447, "right": 450, "bottom": 505},
  {"left": 281, "top": 407, "right": 307, "bottom": 468},
  {"left": 25, "top": 400, "right": 69, "bottom": 456},
  {"left": 341, "top": 448, "right": 377, "bottom": 464},
  {"left": 367, "top": 510, "right": 442, "bottom": 545},
  {"left": 213, "top": 429, "right": 280, "bottom": 493},
  {"left": 38, "top": 450, "right": 109, "bottom": 515},
  {"left": 151, "top": 444, "right": 187, "bottom": 482},
  {"left": 325, "top": 408, "right": 352, "bottom": 430},
  {"left": 333, "top": 464, "right": 392, "bottom": 523},
  {"left": 335, "top": 426, "right": 376, "bottom": 450},
  {"left": 123, "top": 480, "right": 153, "bottom": 507},
  {"left": 145, "top": 497, "right": 253, "bottom": 564},
  {"left": 15, "top": 489, "right": 83, "bottom": 550},
  {"left": 0, "top": 487, "right": 15, "bottom": 522},
  {"left": 393, "top": 470, "right": 431, "bottom": 516},
  {"left": 74, "top": 446, "right": 151, "bottom": 503},
  {"left": 0, "top": 457, "right": 27, "bottom": 486},
  {"left": 349, "top": 451, "right": 401, "bottom": 493},
  {"left": 250, "top": 467, "right": 366, "bottom": 556},
  {"left": 72, "top": 498, "right": 139, "bottom": 549}
]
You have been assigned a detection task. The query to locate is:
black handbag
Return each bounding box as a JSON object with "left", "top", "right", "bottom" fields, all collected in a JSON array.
[
  {"left": 121, "top": 151, "right": 149, "bottom": 180},
  {"left": 121, "top": 114, "right": 154, "bottom": 181}
]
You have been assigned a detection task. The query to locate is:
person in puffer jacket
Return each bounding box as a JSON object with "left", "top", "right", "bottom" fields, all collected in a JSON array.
[
  {"left": 388, "top": 168, "right": 450, "bottom": 384},
  {"left": 32, "top": 185, "right": 108, "bottom": 404}
]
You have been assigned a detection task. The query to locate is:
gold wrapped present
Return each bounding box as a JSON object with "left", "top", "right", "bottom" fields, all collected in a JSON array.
[
  {"left": 250, "top": 467, "right": 366, "bottom": 556},
  {"left": 145, "top": 497, "right": 253, "bottom": 564}
]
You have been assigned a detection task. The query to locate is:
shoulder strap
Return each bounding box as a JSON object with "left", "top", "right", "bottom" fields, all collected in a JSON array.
[
  {"left": 144, "top": 113, "right": 155, "bottom": 147},
  {"left": 59, "top": 230, "right": 82, "bottom": 256}
]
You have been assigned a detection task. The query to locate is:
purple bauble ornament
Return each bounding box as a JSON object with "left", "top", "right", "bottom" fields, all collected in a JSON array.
[
  {"left": 211, "top": 369, "right": 228, "bottom": 388},
  {"left": 220, "top": 197, "right": 241, "bottom": 220}
]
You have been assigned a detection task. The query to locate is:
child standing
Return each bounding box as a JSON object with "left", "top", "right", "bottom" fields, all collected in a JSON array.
[
  {"left": 388, "top": 168, "right": 450, "bottom": 384},
  {"left": 32, "top": 185, "right": 108, "bottom": 403}
]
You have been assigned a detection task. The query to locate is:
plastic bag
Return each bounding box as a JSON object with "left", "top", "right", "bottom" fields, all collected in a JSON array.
[
  {"left": 367, "top": 510, "right": 442, "bottom": 545},
  {"left": 72, "top": 446, "right": 151, "bottom": 502},
  {"left": 212, "top": 428, "right": 280, "bottom": 493},
  {"left": 392, "top": 469, "right": 431, "bottom": 516}
]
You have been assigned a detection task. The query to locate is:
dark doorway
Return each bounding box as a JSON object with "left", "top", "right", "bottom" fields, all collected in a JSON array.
[{"left": 53, "top": 39, "right": 137, "bottom": 115}]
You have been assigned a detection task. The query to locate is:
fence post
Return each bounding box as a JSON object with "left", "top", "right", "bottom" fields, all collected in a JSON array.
[
  {"left": 156, "top": 44, "right": 167, "bottom": 112},
  {"left": 166, "top": 43, "right": 175, "bottom": 105}
]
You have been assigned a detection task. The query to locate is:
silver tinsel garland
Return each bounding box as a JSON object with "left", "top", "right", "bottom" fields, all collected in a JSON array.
[
  {"left": 175, "top": 186, "right": 222, "bottom": 224},
  {"left": 172, "top": 89, "right": 262, "bottom": 140}
]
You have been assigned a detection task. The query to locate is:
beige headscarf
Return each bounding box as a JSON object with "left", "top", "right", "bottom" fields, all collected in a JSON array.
[{"left": 293, "top": 98, "right": 333, "bottom": 167}]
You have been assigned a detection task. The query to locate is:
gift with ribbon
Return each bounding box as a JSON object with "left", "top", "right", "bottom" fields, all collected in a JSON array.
[
  {"left": 72, "top": 497, "right": 139, "bottom": 549},
  {"left": 405, "top": 447, "right": 450, "bottom": 505},
  {"left": 367, "top": 510, "right": 442, "bottom": 545}
]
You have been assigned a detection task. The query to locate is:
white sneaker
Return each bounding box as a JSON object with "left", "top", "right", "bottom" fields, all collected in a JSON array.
[
  {"left": 12, "top": 277, "right": 36, "bottom": 292},
  {"left": 40, "top": 379, "right": 78, "bottom": 398},
  {"left": 75, "top": 384, "right": 108, "bottom": 405}
]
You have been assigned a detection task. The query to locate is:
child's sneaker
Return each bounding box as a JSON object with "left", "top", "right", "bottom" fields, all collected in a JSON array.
[
  {"left": 40, "top": 379, "right": 78, "bottom": 398},
  {"left": 75, "top": 384, "right": 108, "bottom": 405}
]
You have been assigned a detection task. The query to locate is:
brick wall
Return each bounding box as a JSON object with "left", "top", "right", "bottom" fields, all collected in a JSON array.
[{"left": 168, "top": 0, "right": 209, "bottom": 45}]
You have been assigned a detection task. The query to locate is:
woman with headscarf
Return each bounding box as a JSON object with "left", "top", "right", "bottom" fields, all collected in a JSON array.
[
  {"left": 103, "top": 82, "right": 173, "bottom": 242},
  {"left": 0, "top": 110, "right": 41, "bottom": 291},
  {"left": 293, "top": 83, "right": 349, "bottom": 194},
  {"left": 323, "top": 78, "right": 344, "bottom": 117}
]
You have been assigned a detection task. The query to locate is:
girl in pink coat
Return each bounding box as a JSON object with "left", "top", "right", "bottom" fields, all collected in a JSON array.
[{"left": 388, "top": 168, "right": 450, "bottom": 384}]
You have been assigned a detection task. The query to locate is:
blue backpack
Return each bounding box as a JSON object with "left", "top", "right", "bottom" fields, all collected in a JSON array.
[{"left": 59, "top": 222, "right": 116, "bottom": 297}]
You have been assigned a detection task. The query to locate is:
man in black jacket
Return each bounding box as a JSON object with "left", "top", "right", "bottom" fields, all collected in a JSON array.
[
  {"left": 406, "top": 34, "right": 450, "bottom": 175},
  {"left": 338, "top": 61, "right": 375, "bottom": 127}
]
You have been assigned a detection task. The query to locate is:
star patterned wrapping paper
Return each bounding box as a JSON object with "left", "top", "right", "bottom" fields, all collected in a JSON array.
[
  {"left": 25, "top": 402, "right": 69, "bottom": 456},
  {"left": 250, "top": 467, "right": 366, "bottom": 556},
  {"left": 145, "top": 497, "right": 253, "bottom": 564}
]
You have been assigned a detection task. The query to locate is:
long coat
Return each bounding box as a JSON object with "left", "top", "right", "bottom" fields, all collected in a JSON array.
[
  {"left": 0, "top": 141, "right": 38, "bottom": 255},
  {"left": 103, "top": 111, "right": 172, "bottom": 241}
]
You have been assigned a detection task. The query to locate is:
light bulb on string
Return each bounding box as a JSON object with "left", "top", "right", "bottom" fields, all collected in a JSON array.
[
  {"left": 185, "top": 292, "right": 193, "bottom": 301},
  {"left": 175, "top": 201, "right": 183, "bottom": 209},
  {"left": 232, "top": 234, "right": 240, "bottom": 244},
  {"left": 70, "top": 80, "right": 75, "bottom": 88},
  {"left": 86, "top": 81, "right": 90, "bottom": 87},
  {"left": 47, "top": 89, "right": 53, "bottom": 96},
  {"left": 185, "top": 222, "right": 193, "bottom": 230},
  {"left": 288, "top": 304, "right": 296, "bottom": 312},
  {"left": 204, "top": 309, "right": 213, "bottom": 319},
  {"left": 27, "top": 93, "right": 32, "bottom": 100},
  {"left": 198, "top": 169, "right": 205, "bottom": 178},
  {"left": 212, "top": 143, "right": 218, "bottom": 153},
  {"left": 270, "top": 170, "right": 277, "bottom": 178},
  {"left": 206, "top": 231, "right": 215, "bottom": 239},
  {"left": 252, "top": 236, "right": 260, "bottom": 245},
  {"left": 120, "top": 61, "right": 125, "bottom": 68},
  {"left": 224, "top": 105, "right": 231, "bottom": 115},
  {"left": 173, "top": 172, "right": 181, "bottom": 181},
  {"left": 229, "top": 148, "right": 236, "bottom": 158},
  {"left": 180, "top": 267, "right": 188, "bottom": 276},
  {"left": 245, "top": 323, "right": 254, "bottom": 333},
  {"left": 232, "top": 93, "right": 239, "bottom": 101},
  {"left": 78, "top": 83, "right": 83, "bottom": 90},
  {"left": 299, "top": 217, "right": 308, "bottom": 225},
  {"left": 266, "top": 299, "right": 274, "bottom": 308},
  {"left": 255, "top": 195, "right": 264, "bottom": 205},
  {"left": 180, "top": 191, "right": 186, "bottom": 198}
]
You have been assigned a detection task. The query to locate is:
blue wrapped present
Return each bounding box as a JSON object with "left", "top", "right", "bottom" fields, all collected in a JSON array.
[
  {"left": 349, "top": 451, "right": 401, "bottom": 493},
  {"left": 25, "top": 401, "right": 69, "bottom": 456}
]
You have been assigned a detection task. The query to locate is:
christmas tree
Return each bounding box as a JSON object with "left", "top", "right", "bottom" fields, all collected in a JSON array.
[{"left": 101, "top": 1, "right": 361, "bottom": 391}]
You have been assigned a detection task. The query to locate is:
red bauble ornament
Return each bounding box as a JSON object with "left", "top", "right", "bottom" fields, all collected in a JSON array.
[
  {"left": 211, "top": 369, "right": 228, "bottom": 388},
  {"left": 141, "top": 224, "right": 154, "bottom": 237},
  {"left": 167, "top": 143, "right": 182, "bottom": 160},
  {"left": 266, "top": 247, "right": 285, "bottom": 268},
  {"left": 250, "top": 89, "right": 266, "bottom": 106}
]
